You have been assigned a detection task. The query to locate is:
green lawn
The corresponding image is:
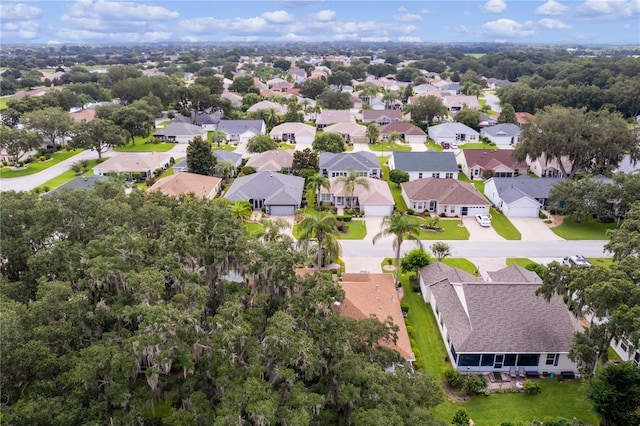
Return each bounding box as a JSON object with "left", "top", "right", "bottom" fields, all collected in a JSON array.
[
  {"left": 379, "top": 156, "right": 409, "bottom": 211},
  {"left": 457, "top": 173, "right": 484, "bottom": 193},
  {"left": 459, "top": 143, "right": 499, "bottom": 150},
  {"left": 490, "top": 208, "right": 521, "bottom": 240},
  {"left": 427, "top": 141, "right": 444, "bottom": 152},
  {"left": 0, "top": 149, "right": 82, "bottom": 178},
  {"left": 506, "top": 258, "right": 536, "bottom": 268},
  {"left": 441, "top": 258, "right": 479, "bottom": 275},
  {"left": 114, "top": 143, "right": 175, "bottom": 152},
  {"left": 551, "top": 217, "right": 618, "bottom": 240},
  {"left": 292, "top": 219, "right": 367, "bottom": 240},
  {"left": 35, "top": 159, "right": 102, "bottom": 192},
  {"left": 407, "top": 216, "right": 470, "bottom": 240},
  {"left": 387, "top": 262, "right": 598, "bottom": 425},
  {"left": 277, "top": 143, "right": 296, "bottom": 150},
  {"left": 212, "top": 144, "right": 238, "bottom": 152},
  {"left": 368, "top": 142, "right": 412, "bottom": 152},
  {"left": 0, "top": 97, "right": 9, "bottom": 110},
  {"left": 587, "top": 257, "right": 615, "bottom": 269},
  {"left": 244, "top": 221, "right": 265, "bottom": 235}
]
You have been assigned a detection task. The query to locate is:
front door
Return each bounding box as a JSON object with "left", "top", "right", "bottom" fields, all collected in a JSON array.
[
  {"left": 494, "top": 354, "right": 504, "bottom": 369},
  {"left": 429, "top": 200, "right": 436, "bottom": 211}
]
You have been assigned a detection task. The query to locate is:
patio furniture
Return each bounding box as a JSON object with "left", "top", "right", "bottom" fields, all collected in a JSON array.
[
  {"left": 509, "top": 366, "right": 517, "bottom": 378},
  {"left": 526, "top": 371, "right": 540, "bottom": 378},
  {"left": 518, "top": 367, "right": 526, "bottom": 378},
  {"left": 560, "top": 371, "right": 576, "bottom": 380}
]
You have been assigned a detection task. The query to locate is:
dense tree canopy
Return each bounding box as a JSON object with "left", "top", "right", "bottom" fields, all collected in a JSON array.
[
  {"left": 0, "top": 188, "right": 444, "bottom": 425},
  {"left": 247, "top": 134, "right": 278, "bottom": 153},
  {"left": 407, "top": 95, "right": 447, "bottom": 124},
  {"left": 317, "top": 89, "right": 353, "bottom": 110},
  {"left": 313, "top": 132, "right": 346, "bottom": 153}
]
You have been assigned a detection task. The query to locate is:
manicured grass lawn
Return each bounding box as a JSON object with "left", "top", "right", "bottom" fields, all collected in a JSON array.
[
  {"left": 441, "top": 258, "right": 478, "bottom": 275},
  {"left": 506, "top": 258, "right": 536, "bottom": 268},
  {"left": 490, "top": 208, "right": 521, "bottom": 240},
  {"left": 459, "top": 143, "right": 499, "bottom": 150},
  {"left": 427, "top": 141, "right": 443, "bottom": 152},
  {"left": 379, "top": 156, "right": 409, "bottom": 211},
  {"left": 0, "top": 97, "right": 9, "bottom": 110},
  {"left": 157, "top": 120, "right": 170, "bottom": 127},
  {"left": 292, "top": 219, "right": 367, "bottom": 240},
  {"left": 114, "top": 143, "right": 175, "bottom": 152},
  {"left": 212, "top": 144, "right": 238, "bottom": 152},
  {"left": 0, "top": 149, "right": 82, "bottom": 178},
  {"left": 368, "top": 142, "right": 412, "bottom": 152},
  {"left": 244, "top": 221, "right": 265, "bottom": 235},
  {"left": 35, "top": 159, "right": 102, "bottom": 191},
  {"left": 457, "top": 173, "right": 485, "bottom": 193},
  {"left": 587, "top": 257, "right": 615, "bottom": 269},
  {"left": 407, "top": 216, "right": 470, "bottom": 240},
  {"left": 277, "top": 143, "right": 296, "bottom": 150},
  {"left": 551, "top": 217, "right": 618, "bottom": 240}
]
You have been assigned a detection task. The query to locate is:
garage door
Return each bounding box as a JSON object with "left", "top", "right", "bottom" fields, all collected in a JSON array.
[
  {"left": 461, "top": 206, "right": 488, "bottom": 216},
  {"left": 268, "top": 205, "right": 295, "bottom": 216},
  {"left": 364, "top": 205, "right": 394, "bottom": 216},
  {"left": 505, "top": 205, "right": 538, "bottom": 217}
]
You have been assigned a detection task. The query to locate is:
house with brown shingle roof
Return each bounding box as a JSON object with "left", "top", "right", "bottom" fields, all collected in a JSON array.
[
  {"left": 323, "top": 122, "right": 367, "bottom": 144},
  {"left": 456, "top": 149, "right": 527, "bottom": 180},
  {"left": 362, "top": 109, "right": 403, "bottom": 125},
  {"left": 379, "top": 122, "right": 427, "bottom": 144},
  {"left": 245, "top": 150, "right": 294, "bottom": 173},
  {"left": 515, "top": 112, "right": 535, "bottom": 125},
  {"left": 401, "top": 178, "right": 490, "bottom": 217},
  {"left": 339, "top": 272, "right": 415, "bottom": 362},
  {"left": 316, "top": 109, "right": 354, "bottom": 129},
  {"left": 148, "top": 172, "right": 220, "bottom": 199},
  {"left": 319, "top": 177, "right": 394, "bottom": 216}
]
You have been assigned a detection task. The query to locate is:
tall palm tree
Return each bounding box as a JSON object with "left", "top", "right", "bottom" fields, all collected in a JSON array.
[
  {"left": 215, "top": 160, "right": 236, "bottom": 183},
  {"left": 209, "top": 129, "right": 227, "bottom": 148},
  {"left": 297, "top": 211, "right": 340, "bottom": 271},
  {"left": 366, "top": 123, "right": 379, "bottom": 144},
  {"left": 388, "top": 131, "right": 402, "bottom": 145},
  {"left": 382, "top": 90, "right": 397, "bottom": 109},
  {"left": 306, "top": 173, "right": 331, "bottom": 208},
  {"left": 257, "top": 217, "right": 291, "bottom": 243},
  {"left": 335, "top": 168, "right": 370, "bottom": 209},
  {"left": 359, "top": 85, "right": 379, "bottom": 103},
  {"left": 372, "top": 213, "right": 424, "bottom": 285}
]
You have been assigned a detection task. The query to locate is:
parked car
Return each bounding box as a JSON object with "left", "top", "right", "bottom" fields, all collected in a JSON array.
[
  {"left": 562, "top": 255, "right": 592, "bottom": 268},
  {"left": 449, "top": 141, "right": 458, "bottom": 149},
  {"left": 475, "top": 214, "right": 491, "bottom": 227},
  {"left": 440, "top": 141, "right": 450, "bottom": 149}
]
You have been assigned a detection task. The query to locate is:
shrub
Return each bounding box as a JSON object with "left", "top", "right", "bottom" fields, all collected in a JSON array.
[
  {"left": 386, "top": 258, "right": 393, "bottom": 265},
  {"left": 336, "top": 220, "right": 346, "bottom": 231},
  {"left": 154, "top": 167, "right": 163, "bottom": 176},
  {"left": 400, "top": 302, "right": 409, "bottom": 314},
  {"left": 409, "top": 275, "right": 420, "bottom": 292},
  {"left": 444, "top": 367, "right": 463, "bottom": 388},
  {"left": 538, "top": 211, "right": 548, "bottom": 219},
  {"left": 31, "top": 187, "right": 42, "bottom": 194},
  {"left": 462, "top": 374, "right": 488, "bottom": 396},
  {"left": 41, "top": 186, "right": 50, "bottom": 193},
  {"left": 80, "top": 159, "right": 89, "bottom": 170},
  {"left": 439, "top": 212, "right": 447, "bottom": 217},
  {"left": 1, "top": 160, "right": 6, "bottom": 166},
  {"left": 406, "top": 209, "right": 415, "bottom": 215},
  {"left": 406, "top": 325, "right": 416, "bottom": 340},
  {"left": 17, "top": 161, "right": 24, "bottom": 167},
  {"left": 133, "top": 172, "right": 142, "bottom": 181},
  {"left": 335, "top": 215, "right": 352, "bottom": 222},
  {"left": 45, "top": 153, "right": 51, "bottom": 160},
  {"left": 344, "top": 208, "right": 356, "bottom": 216},
  {"left": 145, "top": 177, "right": 157, "bottom": 187},
  {"left": 39, "top": 155, "right": 46, "bottom": 162},
  {"left": 451, "top": 408, "right": 470, "bottom": 426},
  {"left": 169, "top": 157, "right": 176, "bottom": 165},
  {"left": 523, "top": 379, "right": 541, "bottom": 394},
  {"left": 70, "top": 162, "right": 83, "bottom": 174},
  {"left": 241, "top": 166, "right": 256, "bottom": 175},
  {"left": 24, "top": 157, "right": 32, "bottom": 164}
]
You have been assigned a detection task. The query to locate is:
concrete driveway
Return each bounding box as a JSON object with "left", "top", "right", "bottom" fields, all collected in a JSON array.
[
  {"left": 509, "top": 217, "right": 564, "bottom": 241},
  {"left": 463, "top": 217, "right": 505, "bottom": 241}
]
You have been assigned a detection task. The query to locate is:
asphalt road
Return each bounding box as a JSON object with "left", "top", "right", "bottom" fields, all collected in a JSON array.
[{"left": 482, "top": 91, "right": 502, "bottom": 113}]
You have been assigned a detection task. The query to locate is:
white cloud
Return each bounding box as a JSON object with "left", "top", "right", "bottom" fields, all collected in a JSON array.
[
  {"left": 278, "top": 32, "right": 312, "bottom": 41},
  {"left": 399, "top": 36, "right": 422, "bottom": 42},
  {"left": 538, "top": 18, "right": 572, "bottom": 29},
  {"left": 535, "top": 0, "right": 569, "bottom": 15},
  {"left": 455, "top": 25, "right": 470, "bottom": 34},
  {"left": 311, "top": 9, "right": 335, "bottom": 21},
  {"left": 481, "top": 18, "right": 536, "bottom": 37},
  {"left": 421, "top": 8, "right": 431, "bottom": 14},
  {"left": 577, "top": 0, "right": 640, "bottom": 18},
  {"left": 178, "top": 16, "right": 268, "bottom": 34},
  {"left": 261, "top": 10, "right": 293, "bottom": 23},
  {"left": 0, "top": 3, "right": 41, "bottom": 21},
  {"left": 394, "top": 13, "right": 422, "bottom": 22},
  {"left": 55, "top": 27, "right": 170, "bottom": 42},
  {"left": 1, "top": 19, "right": 39, "bottom": 39},
  {"left": 483, "top": 0, "right": 507, "bottom": 13},
  {"left": 360, "top": 36, "right": 390, "bottom": 42},
  {"left": 65, "top": 0, "right": 178, "bottom": 21},
  {"left": 397, "top": 6, "right": 407, "bottom": 12}
]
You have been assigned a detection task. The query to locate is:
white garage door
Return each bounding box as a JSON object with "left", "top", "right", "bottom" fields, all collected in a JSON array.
[
  {"left": 268, "top": 205, "right": 295, "bottom": 216},
  {"left": 462, "top": 206, "right": 488, "bottom": 216},
  {"left": 364, "top": 205, "right": 394, "bottom": 216},
  {"left": 505, "top": 205, "right": 538, "bottom": 217}
]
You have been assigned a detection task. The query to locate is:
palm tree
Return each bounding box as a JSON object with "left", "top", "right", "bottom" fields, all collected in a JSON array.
[
  {"left": 230, "top": 200, "right": 253, "bottom": 222},
  {"left": 372, "top": 213, "right": 424, "bottom": 285},
  {"left": 215, "top": 160, "right": 236, "bottom": 183},
  {"left": 334, "top": 168, "right": 369, "bottom": 209},
  {"left": 209, "top": 129, "right": 227, "bottom": 148},
  {"left": 306, "top": 173, "right": 331, "bottom": 209},
  {"left": 257, "top": 217, "right": 291, "bottom": 243},
  {"left": 366, "top": 123, "right": 379, "bottom": 144},
  {"left": 264, "top": 107, "right": 281, "bottom": 131},
  {"left": 359, "top": 85, "right": 379, "bottom": 103},
  {"left": 382, "top": 90, "right": 397, "bottom": 109},
  {"left": 388, "top": 131, "right": 402, "bottom": 145},
  {"left": 297, "top": 211, "right": 340, "bottom": 271}
]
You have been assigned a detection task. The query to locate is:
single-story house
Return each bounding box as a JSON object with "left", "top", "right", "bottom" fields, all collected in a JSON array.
[
  {"left": 379, "top": 122, "right": 427, "bottom": 145},
  {"left": 339, "top": 272, "right": 415, "bottom": 362},
  {"left": 515, "top": 112, "right": 535, "bottom": 125},
  {"left": 245, "top": 150, "right": 294, "bottom": 173},
  {"left": 418, "top": 261, "right": 483, "bottom": 298},
  {"left": 611, "top": 337, "right": 640, "bottom": 369},
  {"left": 221, "top": 91, "right": 243, "bottom": 107},
  {"left": 388, "top": 151, "right": 458, "bottom": 181},
  {"left": 614, "top": 154, "right": 640, "bottom": 174},
  {"left": 484, "top": 176, "right": 562, "bottom": 217},
  {"left": 401, "top": 178, "right": 490, "bottom": 217},
  {"left": 443, "top": 95, "right": 480, "bottom": 111},
  {"left": 456, "top": 149, "right": 527, "bottom": 180},
  {"left": 153, "top": 122, "right": 208, "bottom": 144},
  {"left": 422, "top": 275, "right": 580, "bottom": 374},
  {"left": 246, "top": 100, "right": 287, "bottom": 116},
  {"left": 270, "top": 122, "right": 316, "bottom": 145},
  {"left": 94, "top": 153, "right": 172, "bottom": 180},
  {"left": 527, "top": 154, "right": 572, "bottom": 178},
  {"left": 218, "top": 120, "right": 266, "bottom": 144},
  {"left": 486, "top": 264, "right": 542, "bottom": 283},
  {"left": 225, "top": 171, "right": 304, "bottom": 216},
  {"left": 362, "top": 109, "right": 403, "bottom": 125},
  {"left": 171, "top": 111, "right": 222, "bottom": 130},
  {"left": 48, "top": 175, "right": 109, "bottom": 195},
  {"left": 316, "top": 109, "right": 354, "bottom": 129},
  {"left": 322, "top": 122, "right": 368, "bottom": 145},
  {"left": 319, "top": 177, "right": 394, "bottom": 216},
  {"left": 320, "top": 151, "right": 381, "bottom": 178},
  {"left": 480, "top": 123, "right": 520, "bottom": 146},
  {"left": 428, "top": 123, "right": 479, "bottom": 145},
  {"left": 214, "top": 149, "right": 243, "bottom": 168},
  {"left": 148, "top": 172, "right": 221, "bottom": 199}
]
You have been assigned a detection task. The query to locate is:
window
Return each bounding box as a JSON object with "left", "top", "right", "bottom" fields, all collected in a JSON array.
[
  {"left": 504, "top": 354, "right": 517, "bottom": 366},
  {"left": 446, "top": 172, "right": 453, "bottom": 179},
  {"left": 481, "top": 354, "right": 495, "bottom": 367},
  {"left": 450, "top": 344, "right": 457, "bottom": 362},
  {"left": 621, "top": 340, "right": 628, "bottom": 352},
  {"left": 458, "top": 354, "right": 481, "bottom": 367},
  {"left": 418, "top": 172, "right": 423, "bottom": 179},
  {"left": 516, "top": 354, "right": 540, "bottom": 367},
  {"left": 634, "top": 351, "right": 639, "bottom": 366},
  {"left": 546, "top": 354, "right": 559, "bottom": 366},
  {"left": 450, "top": 206, "right": 455, "bottom": 214},
  {"left": 432, "top": 173, "right": 440, "bottom": 178}
]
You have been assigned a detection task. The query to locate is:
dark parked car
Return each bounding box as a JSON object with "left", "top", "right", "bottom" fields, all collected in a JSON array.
[{"left": 440, "top": 141, "right": 450, "bottom": 149}]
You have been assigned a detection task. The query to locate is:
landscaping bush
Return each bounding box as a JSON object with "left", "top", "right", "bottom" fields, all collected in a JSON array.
[
  {"left": 24, "top": 157, "right": 32, "bottom": 164},
  {"left": 17, "top": 161, "right": 24, "bottom": 167},
  {"left": 154, "top": 168, "right": 163, "bottom": 176},
  {"left": 169, "top": 157, "right": 176, "bottom": 165},
  {"left": 406, "top": 325, "right": 416, "bottom": 340},
  {"left": 241, "top": 166, "right": 256, "bottom": 175},
  {"left": 145, "top": 177, "right": 157, "bottom": 187},
  {"left": 409, "top": 275, "right": 420, "bottom": 293},
  {"left": 39, "top": 155, "right": 46, "bottom": 162},
  {"left": 444, "top": 367, "right": 463, "bottom": 388},
  {"left": 408, "top": 338, "right": 423, "bottom": 370},
  {"left": 335, "top": 215, "right": 352, "bottom": 222},
  {"left": 462, "top": 374, "right": 488, "bottom": 396},
  {"left": 400, "top": 302, "right": 409, "bottom": 314},
  {"left": 539, "top": 211, "right": 548, "bottom": 219},
  {"left": 133, "top": 172, "right": 142, "bottom": 182},
  {"left": 1, "top": 160, "right": 7, "bottom": 167},
  {"left": 42, "top": 186, "right": 50, "bottom": 193},
  {"left": 523, "top": 379, "right": 542, "bottom": 395},
  {"left": 344, "top": 208, "right": 356, "bottom": 216},
  {"left": 406, "top": 209, "right": 415, "bottom": 215}
]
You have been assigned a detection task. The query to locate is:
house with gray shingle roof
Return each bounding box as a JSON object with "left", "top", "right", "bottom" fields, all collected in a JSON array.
[
  {"left": 484, "top": 176, "right": 562, "bottom": 217},
  {"left": 487, "top": 264, "right": 542, "bottom": 283},
  {"left": 389, "top": 152, "right": 458, "bottom": 181},
  {"left": 424, "top": 278, "right": 580, "bottom": 374},
  {"left": 224, "top": 171, "right": 304, "bottom": 216},
  {"left": 362, "top": 109, "right": 403, "bottom": 125},
  {"left": 217, "top": 120, "right": 266, "bottom": 144},
  {"left": 171, "top": 111, "right": 222, "bottom": 130},
  {"left": 428, "top": 122, "right": 479, "bottom": 145},
  {"left": 315, "top": 109, "right": 354, "bottom": 129},
  {"left": 401, "top": 178, "right": 490, "bottom": 217},
  {"left": 419, "top": 262, "right": 483, "bottom": 297},
  {"left": 153, "top": 121, "right": 208, "bottom": 143},
  {"left": 480, "top": 123, "right": 521, "bottom": 146},
  {"left": 48, "top": 175, "right": 109, "bottom": 195},
  {"left": 320, "top": 151, "right": 380, "bottom": 178}
]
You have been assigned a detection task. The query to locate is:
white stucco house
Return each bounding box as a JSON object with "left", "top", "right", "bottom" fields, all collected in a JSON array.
[
  {"left": 484, "top": 176, "right": 562, "bottom": 217},
  {"left": 428, "top": 123, "right": 479, "bottom": 145},
  {"left": 480, "top": 123, "right": 521, "bottom": 146}
]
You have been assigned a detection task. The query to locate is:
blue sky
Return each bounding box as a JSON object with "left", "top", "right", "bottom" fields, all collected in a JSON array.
[{"left": 1, "top": 0, "right": 639, "bottom": 45}]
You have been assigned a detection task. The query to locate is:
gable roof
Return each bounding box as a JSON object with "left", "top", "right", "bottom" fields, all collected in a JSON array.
[
  {"left": 245, "top": 150, "right": 294, "bottom": 171},
  {"left": 515, "top": 112, "right": 535, "bottom": 124},
  {"left": 390, "top": 151, "right": 457, "bottom": 172},
  {"left": 154, "top": 121, "right": 207, "bottom": 137},
  {"left": 95, "top": 153, "right": 171, "bottom": 173},
  {"left": 460, "top": 149, "right": 527, "bottom": 170},
  {"left": 218, "top": 120, "right": 265, "bottom": 135},
  {"left": 402, "top": 178, "right": 490, "bottom": 206},
  {"left": 431, "top": 280, "right": 580, "bottom": 353},
  {"left": 172, "top": 111, "right": 222, "bottom": 126},
  {"left": 148, "top": 172, "right": 221, "bottom": 198},
  {"left": 316, "top": 109, "right": 354, "bottom": 125},
  {"left": 362, "top": 109, "right": 403, "bottom": 121},
  {"left": 323, "top": 122, "right": 366, "bottom": 137},
  {"left": 270, "top": 122, "right": 317, "bottom": 138},
  {"left": 339, "top": 272, "right": 414, "bottom": 360},
  {"left": 428, "top": 122, "right": 479, "bottom": 138},
  {"left": 213, "top": 150, "right": 243, "bottom": 165},
  {"left": 487, "top": 264, "right": 542, "bottom": 283},
  {"left": 420, "top": 261, "right": 483, "bottom": 285},
  {"left": 487, "top": 176, "right": 562, "bottom": 203},
  {"left": 49, "top": 175, "right": 109, "bottom": 194},
  {"left": 225, "top": 171, "right": 304, "bottom": 205},
  {"left": 480, "top": 123, "right": 520, "bottom": 138},
  {"left": 323, "top": 177, "right": 394, "bottom": 206},
  {"left": 379, "top": 122, "right": 426, "bottom": 136},
  {"left": 246, "top": 100, "right": 287, "bottom": 115},
  {"left": 320, "top": 151, "right": 379, "bottom": 171}
]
